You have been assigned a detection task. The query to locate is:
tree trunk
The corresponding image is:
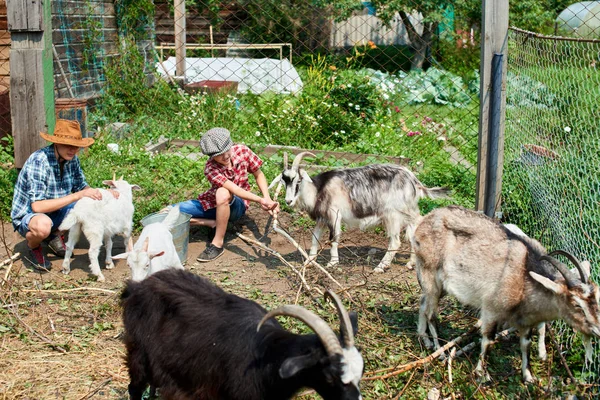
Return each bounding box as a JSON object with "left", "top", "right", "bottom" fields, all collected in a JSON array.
[{"left": 399, "top": 11, "right": 436, "bottom": 71}]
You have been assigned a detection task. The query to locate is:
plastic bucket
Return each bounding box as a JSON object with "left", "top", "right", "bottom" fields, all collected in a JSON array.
[{"left": 140, "top": 211, "right": 192, "bottom": 264}]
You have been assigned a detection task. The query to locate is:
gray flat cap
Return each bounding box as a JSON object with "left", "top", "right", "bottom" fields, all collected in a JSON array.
[{"left": 200, "top": 127, "right": 233, "bottom": 157}]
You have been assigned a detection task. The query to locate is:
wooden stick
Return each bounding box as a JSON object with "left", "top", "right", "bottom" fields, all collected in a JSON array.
[
  {"left": 236, "top": 232, "right": 321, "bottom": 296},
  {"left": 52, "top": 44, "right": 75, "bottom": 98},
  {"left": 21, "top": 287, "right": 117, "bottom": 295},
  {"left": 392, "top": 370, "right": 416, "bottom": 400},
  {"left": 363, "top": 326, "right": 478, "bottom": 381},
  {"left": 0, "top": 252, "right": 20, "bottom": 268},
  {"left": 10, "top": 308, "right": 67, "bottom": 353},
  {"left": 547, "top": 324, "right": 576, "bottom": 383}
]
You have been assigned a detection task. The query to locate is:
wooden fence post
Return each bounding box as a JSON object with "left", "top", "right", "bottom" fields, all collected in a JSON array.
[
  {"left": 8, "top": 0, "right": 54, "bottom": 168},
  {"left": 476, "top": 0, "right": 509, "bottom": 216},
  {"left": 174, "top": 0, "right": 186, "bottom": 78}
]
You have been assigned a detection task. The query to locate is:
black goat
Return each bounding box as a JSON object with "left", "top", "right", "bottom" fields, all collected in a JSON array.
[{"left": 121, "top": 269, "right": 364, "bottom": 400}]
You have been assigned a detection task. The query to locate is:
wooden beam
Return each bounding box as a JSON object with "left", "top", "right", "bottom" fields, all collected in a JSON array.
[
  {"left": 6, "top": 0, "right": 42, "bottom": 32},
  {"left": 174, "top": 0, "right": 186, "bottom": 78},
  {"left": 9, "top": 35, "right": 46, "bottom": 167},
  {"left": 8, "top": 0, "right": 54, "bottom": 167},
  {"left": 475, "top": 0, "right": 509, "bottom": 214}
]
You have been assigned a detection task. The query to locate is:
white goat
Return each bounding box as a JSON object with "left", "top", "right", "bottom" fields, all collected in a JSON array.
[
  {"left": 112, "top": 205, "right": 184, "bottom": 281},
  {"left": 59, "top": 177, "right": 140, "bottom": 282},
  {"left": 270, "top": 152, "right": 450, "bottom": 272},
  {"left": 413, "top": 206, "right": 600, "bottom": 383}
]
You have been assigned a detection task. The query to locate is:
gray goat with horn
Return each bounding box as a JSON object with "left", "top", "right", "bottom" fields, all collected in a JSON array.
[
  {"left": 270, "top": 152, "right": 450, "bottom": 272},
  {"left": 413, "top": 206, "right": 600, "bottom": 383}
]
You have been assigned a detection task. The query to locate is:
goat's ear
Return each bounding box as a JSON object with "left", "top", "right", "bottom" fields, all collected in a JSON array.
[
  {"left": 102, "top": 180, "right": 116, "bottom": 188},
  {"left": 279, "top": 354, "right": 320, "bottom": 379},
  {"left": 112, "top": 252, "right": 128, "bottom": 260},
  {"left": 142, "top": 237, "right": 149, "bottom": 251},
  {"left": 131, "top": 184, "right": 142, "bottom": 191},
  {"left": 581, "top": 261, "right": 591, "bottom": 279},
  {"left": 268, "top": 174, "right": 282, "bottom": 190},
  {"left": 127, "top": 237, "right": 134, "bottom": 252},
  {"left": 149, "top": 251, "right": 165, "bottom": 260},
  {"left": 529, "top": 271, "right": 564, "bottom": 294},
  {"left": 299, "top": 169, "right": 312, "bottom": 183}
]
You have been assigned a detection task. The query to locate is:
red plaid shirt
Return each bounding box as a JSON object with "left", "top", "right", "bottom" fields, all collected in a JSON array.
[{"left": 198, "top": 144, "right": 263, "bottom": 210}]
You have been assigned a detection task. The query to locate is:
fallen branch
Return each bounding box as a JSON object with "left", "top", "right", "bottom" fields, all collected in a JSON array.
[
  {"left": 363, "top": 325, "right": 478, "bottom": 381},
  {"left": 547, "top": 324, "right": 576, "bottom": 383},
  {"left": 1, "top": 252, "right": 20, "bottom": 268},
  {"left": 9, "top": 308, "right": 67, "bottom": 353},
  {"left": 236, "top": 232, "right": 321, "bottom": 296},
  {"left": 21, "top": 287, "right": 117, "bottom": 295},
  {"left": 78, "top": 378, "right": 112, "bottom": 400},
  {"left": 271, "top": 223, "right": 348, "bottom": 295}
]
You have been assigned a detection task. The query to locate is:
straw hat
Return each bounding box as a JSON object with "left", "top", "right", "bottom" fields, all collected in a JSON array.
[{"left": 40, "top": 119, "right": 94, "bottom": 147}]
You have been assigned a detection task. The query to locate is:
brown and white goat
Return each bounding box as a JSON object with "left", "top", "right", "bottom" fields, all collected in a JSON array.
[
  {"left": 270, "top": 152, "right": 450, "bottom": 272},
  {"left": 413, "top": 206, "right": 600, "bottom": 383}
]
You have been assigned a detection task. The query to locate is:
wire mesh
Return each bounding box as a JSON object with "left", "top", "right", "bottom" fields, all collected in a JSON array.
[{"left": 504, "top": 27, "right": 600, "bottom": 382}]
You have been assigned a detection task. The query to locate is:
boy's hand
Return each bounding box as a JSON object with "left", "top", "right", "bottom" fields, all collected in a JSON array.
[
  {"left": 260, "top": 198, "right": 279, "bottom": 215},
  {"left": 107, "top": 189, "right": 120, "bottom": 199}
]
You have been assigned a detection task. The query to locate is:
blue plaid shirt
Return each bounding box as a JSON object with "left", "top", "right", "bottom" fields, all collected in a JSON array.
[{"left": 11, "top": 145, "right": 88, "bottom": 229}]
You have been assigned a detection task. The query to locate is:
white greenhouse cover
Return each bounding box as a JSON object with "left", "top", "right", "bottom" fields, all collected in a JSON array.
[
  {"left": 557, "top": 1, "right": 600, "bottom": 38},
  {"left": 158, "top": 57, "right": 303, "bottom": 95}
]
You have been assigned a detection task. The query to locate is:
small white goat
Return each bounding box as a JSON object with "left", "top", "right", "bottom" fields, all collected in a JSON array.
[
  {"left": 270, "top": 152, "right": 450, "bottom": 272},
  {"left": 413, "top": 206, "right": 600, "bottom": 383},
  {"left": 59, "top": 177, "right": 140, "bottom": 282},
  {"left": 113, "top": 205, "right": 184, "bottom": 281}
]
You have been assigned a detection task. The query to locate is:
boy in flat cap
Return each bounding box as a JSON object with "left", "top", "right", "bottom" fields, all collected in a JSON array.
[
  {"left": 168, "top": 127, "right": 279, "bottom": 261},
  {"left": 11, "top": 119, "right": 116, "bottom": 269}
]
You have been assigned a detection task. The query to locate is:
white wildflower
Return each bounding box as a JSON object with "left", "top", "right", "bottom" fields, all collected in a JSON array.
[
  {"left": 255, "top": 131, "right": 261, "bottom": 137},
  {"left": 375, "top": 132, "right": 381, "bottom": 137},
  {"left": 564, "top": 126, "right": 572, "bottom": 133}
]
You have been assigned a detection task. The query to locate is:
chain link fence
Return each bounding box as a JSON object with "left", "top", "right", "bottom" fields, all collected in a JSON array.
[
  {"left": 504, "top": 23, "right": 600, "bottom": 381},
  {"left": 43, "top": 0, "right": 481, "bottom": 207}
]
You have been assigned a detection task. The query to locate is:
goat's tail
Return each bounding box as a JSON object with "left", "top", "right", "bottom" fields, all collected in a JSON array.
[
  {"left": 57, "top": 211, "right": 78, "bottom": 231},
  {"left": 161, "top": 205, "right": 181, "bottom": 230},
  {"left": 421, "top": 186, "right": 452, "bottom": 200}
]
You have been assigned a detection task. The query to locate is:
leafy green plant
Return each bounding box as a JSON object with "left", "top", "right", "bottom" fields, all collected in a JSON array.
[{"left": 0, "top": 136, "right": 16, "bottom": 220}]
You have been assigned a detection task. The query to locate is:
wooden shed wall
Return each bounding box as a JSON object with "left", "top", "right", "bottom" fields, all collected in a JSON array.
[
  {"left": 52, "top": 0, "right": 120, "bottom": 98},
  {"left": 154, "top": 0, "right": 246, "bottom": 45}
]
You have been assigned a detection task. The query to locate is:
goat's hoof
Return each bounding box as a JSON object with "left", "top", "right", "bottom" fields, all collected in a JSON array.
[
  {"left": 96, "top": 274, "right": 106, "bottom": 282},
  {"left": 373, "top": 267, "right": 385, "bottom": 273},
  {"left": 405, "top": 262, "right": 415, "bottom": 270},
  {"left": 326, "top": 260, "right": 339, "bottom": 268},
  {"left": 105, "top": 262, "right": 115, "bottom": 270},
  {"left": 474, "top": 368, "right": 492, "bottom": 383},
  {"left": 420, "top": 337, "right": 434, "bottom": 349},
  {"left": 62, "top": 268, "right": 70, "bottom": 275}
]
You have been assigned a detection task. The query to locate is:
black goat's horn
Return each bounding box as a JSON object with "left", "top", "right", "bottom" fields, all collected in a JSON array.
[
  {"left": 325, "top": 290, "right": 354, "bottom": 348},
  {"left": 548, "top": 250, "right": 588, "bottom": 284},
  {"left": 291, "top": 152, "right": 316, "bottom": 171},
  {"left": 257, "top": 305, "right": 343, "bottom": 356},
  {"left": 539, "top": 255, "right": 578, "bottom": 288}
]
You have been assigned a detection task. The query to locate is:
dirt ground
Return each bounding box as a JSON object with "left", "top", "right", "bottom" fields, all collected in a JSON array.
[{"left": 0, "top": 206, "right": 418, "bottom": 399}]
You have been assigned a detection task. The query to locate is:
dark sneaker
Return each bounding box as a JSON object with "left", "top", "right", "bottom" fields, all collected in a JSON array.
[
  {"left": 197, "top": 244, "right": 224, "bottom": 262},
  {"left": 28, "top": 246, "right": 51, "bottom": 270},
  {"left": 46, "top": 234, "right": 67, "bottom": 257}
]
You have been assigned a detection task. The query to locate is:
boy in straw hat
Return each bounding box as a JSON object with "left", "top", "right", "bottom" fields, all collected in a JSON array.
[
  {"left": 11, "top": 119, "right": 116, "bottom": 270},
  {"left": 165, "top": 127, "right": 279, "bottom": 262}
]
